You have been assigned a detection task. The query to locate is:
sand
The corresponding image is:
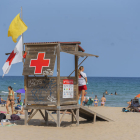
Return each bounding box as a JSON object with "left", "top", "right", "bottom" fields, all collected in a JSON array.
[{"left": 0, "top": 106, "right": 140, "bottom": 140}]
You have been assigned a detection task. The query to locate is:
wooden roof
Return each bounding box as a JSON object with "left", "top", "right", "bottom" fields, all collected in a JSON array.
[
  {"left": 24, "top": 41, "right": 85, "bottom": 52},
  {"left": 62, "top": 51, "right": 99, "bottom": 57}
]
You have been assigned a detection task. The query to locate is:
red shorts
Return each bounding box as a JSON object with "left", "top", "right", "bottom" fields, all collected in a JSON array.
[{"left": 79, "top": 85, "right": 87, "bottom": 91}]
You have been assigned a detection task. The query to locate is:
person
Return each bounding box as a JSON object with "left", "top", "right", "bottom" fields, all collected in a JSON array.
[
  {"left": 17, "top": 93, "right": 21, "bottom": 104},
  {"left": 111, "top": 93, "right": 113, "bottom": 95},
  {"left": 78, "top": 66, "right": 87, "bottom": 105},
  {"left": 94, "top": 95, "right": 99, "bottom": 107},
  {"left": 105, "top": 90, "right": 108, "bottom": 95},
  {"left": 6, "top": 86, "right": 14, "bottom": 114},
  {"left": 115, "top": 91, "right": 117, "bottom": 95},
  {"left": 0, "top": 95, "right": 6, "bottom": 103},
  {"left": 101, "top": 95, "right": 106, "bottom": 106},
  {"left": 83, "top": 96, "right": 90, "bottom": 105},
  {"left": 126, "top": 100, "right": 132, "bottom": 109}
]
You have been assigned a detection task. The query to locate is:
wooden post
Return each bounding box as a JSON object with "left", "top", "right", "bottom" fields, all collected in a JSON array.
[
  {"left": 93, "top": 113, "right": 96, "bottom": 123},
  {"left": 76, "top": 108, "right": 79, "bottom": 126},
  {"left": 24, "top": 75, "right": 28, "bottom": 125},
  {"left": 57, "top": 43, "right": 60, "bottom": 106},
  {"left": 45, "top": 110, "right": 48, "bottom": 125},
  {"left": 71, "top": 113, "right": 74, "bottom": 123},
  {"left": 57, "top": 110, "right": 60, "bottom": 127},
  {"left": 75, "top": 44, "right": 79, "bottom": 104}
]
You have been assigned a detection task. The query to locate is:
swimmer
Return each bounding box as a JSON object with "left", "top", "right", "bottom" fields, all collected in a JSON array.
[{"left": 101, "top": 95, "right": 106, "bottom": 106}]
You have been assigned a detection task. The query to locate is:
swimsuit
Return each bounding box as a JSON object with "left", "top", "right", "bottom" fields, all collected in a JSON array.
[
  {"left": 8, "top": 92, "right": 13, "bottom": 102},
  {"left": 101, "top": 102, "right": 105, "bottom": 104},
  {"left": 94, "top": 99, "right": 98, "bottom": 104}
]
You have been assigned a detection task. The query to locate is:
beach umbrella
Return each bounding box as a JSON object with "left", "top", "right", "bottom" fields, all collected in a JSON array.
[
  {"left": 136, "top": 94, "right": 140, "bottom": 98},
  {"left": 15, "top": 88, "right": 25, "bottom": 94}
]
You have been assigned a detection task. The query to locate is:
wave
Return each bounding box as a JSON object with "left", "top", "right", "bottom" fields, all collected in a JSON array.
[
  {"left": 0, "top": 91, "right": 17, "bottom": 94},
  {"left": 0, "top": 91, "right": 8, "bottom": 94}
]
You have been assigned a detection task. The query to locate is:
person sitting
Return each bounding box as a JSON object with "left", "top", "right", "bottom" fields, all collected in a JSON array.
[
  {"left": 94, "top": 95, "right": 99, "bottom": 107},
  {"left": 111, "top": 93, "right": 113, "bottom": 95},
  {"left": 83, "top": 96, "right": 90, "bottom": 105},
  {"left": 0, "top": 95, "right": 7, "bottom": 106},
  {"left": 17, "top": 93, "right": 21, "bottom": 104}
]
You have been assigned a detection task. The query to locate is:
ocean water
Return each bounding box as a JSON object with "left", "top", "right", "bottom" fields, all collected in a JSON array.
[{"left": 0, "top": 76, "right": 140, "bottom": 107}]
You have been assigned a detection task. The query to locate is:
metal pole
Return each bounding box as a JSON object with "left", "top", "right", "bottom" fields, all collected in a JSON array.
[
  {"left": 21, "top": 6, "right": 24, "bottom": 63},
  {"left": 69, "top": 56, "right": 88, "bottom": 77}
]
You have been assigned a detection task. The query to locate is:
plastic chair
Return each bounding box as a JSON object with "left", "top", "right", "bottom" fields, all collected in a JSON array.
[{"left": 0, "top": 96, "right": 6, "bottom": 106}]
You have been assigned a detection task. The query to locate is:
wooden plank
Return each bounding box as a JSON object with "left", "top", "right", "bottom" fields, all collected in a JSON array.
[
  {"left": 57, "top": 43, "right": 60, "bottom": 106},
  {"left": 76, "top": 108, "right": 79, "bottom": 126},
  {"left": 61, "top": 45, "right": 76, "bottom": 52},
  {"left": 24, "top": 110, "right": 28, "bottom": 125},
  {"left": 93, "top": 113, "right": 96, "bottom": 123},
  {"left": 24, "top": 75, "right": 28, "bottom": 126},
  {"left": 45, "top": 110, "right": 48, "bottom": 125},
  {"left": 60, "top": 101, "right": 77, "bottom": 105},
  {"left": 57, "top": 110, "right": 60, "bottom": 127},
  {"left": 75, "top": 44, "right": 79, "bottom": 104},
  {"left": 29, "top": 109, "right": 34, "bottom": 117},
  {"left": 24, "top": 105, "right": 58, "bottom": 110},
  {"left": 79, "top": 105, "right": 113, "bottom": 122},
  {"left": 62, "top": 51, "right": 99, "bottom": 57},
  {"left": 70, "top": 109, "right": 77, "bottom": 122},
  {"left": 26, "top": 101, "right": 57, "bottom": 105},
  {"left": 60, "top": 110, "right": 67, "bottom": 124},
  {"left": 27, "top": 109, "right": 39, "bottom": 123},
  {"left": 39, "top": 109, "right": 45, "bottom": 121},
  {"left": 46, "top": 110, "right": 57, "bottom": 124}
]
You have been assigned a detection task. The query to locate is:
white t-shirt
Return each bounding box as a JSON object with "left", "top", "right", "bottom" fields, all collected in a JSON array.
[{"left": 78, "top": 71, "right": 87, "bottom": 86}]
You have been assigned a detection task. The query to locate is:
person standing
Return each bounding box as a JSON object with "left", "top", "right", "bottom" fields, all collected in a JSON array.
[
  {"left": 6, "top": 86, "right": 14, "bottom": 114},
  {"left": 101, "top": 95, "right": 106, "bottom": 106},
  {"left": 78, "top": 66, "right": 87, "bottom": 105},
  {"left": 94, "top": 95, "right": 99, "bottom": 107}
]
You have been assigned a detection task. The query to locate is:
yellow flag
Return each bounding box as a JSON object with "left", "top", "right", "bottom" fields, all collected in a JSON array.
[{"left": 8, "top": 13, "right": 28, "bottom": 43}]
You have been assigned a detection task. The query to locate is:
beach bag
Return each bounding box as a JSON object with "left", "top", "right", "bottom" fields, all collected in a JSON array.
[
  {"left": 122, "top": 108, "right": 129, "bottom": 112},
  {"left": 0, "top": 113, "right": 6, "bottom": 122},
  {"left": 10, "top": 114, "right": 20, "bottom": 121},
  {"left": 122, "top": 108, "right": 126, "bottom": 112},
  {"left": 15, "top": 105, "right": 21, "bottom": 110}
]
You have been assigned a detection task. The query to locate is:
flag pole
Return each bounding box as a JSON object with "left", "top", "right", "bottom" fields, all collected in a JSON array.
[{"left": 21, "top": 6, "right": 24, "bottom": 63}]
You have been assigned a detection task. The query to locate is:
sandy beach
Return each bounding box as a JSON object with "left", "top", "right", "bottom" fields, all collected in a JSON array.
[{"left": 0, "top": 106, "right": 140, "bottom": 140}]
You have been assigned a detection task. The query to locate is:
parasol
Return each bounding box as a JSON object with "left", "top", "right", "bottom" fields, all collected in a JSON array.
[{"left": 15, "top": 88, "right": 25, "bottom": 94}]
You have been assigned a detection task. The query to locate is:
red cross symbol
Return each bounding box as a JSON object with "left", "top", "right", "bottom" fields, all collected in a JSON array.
[{"left": 30, "top": 52, "right": 50, "bottom": 74}]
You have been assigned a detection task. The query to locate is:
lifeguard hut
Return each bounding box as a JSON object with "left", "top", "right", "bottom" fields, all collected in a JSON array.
[{"left": 23, "top": 41, "right": 111, "bottom": 127}]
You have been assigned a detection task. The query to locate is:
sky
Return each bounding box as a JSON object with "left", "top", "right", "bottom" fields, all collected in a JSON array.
[{"left": 0, "top": 0, "right": 140, "bottom": 77}]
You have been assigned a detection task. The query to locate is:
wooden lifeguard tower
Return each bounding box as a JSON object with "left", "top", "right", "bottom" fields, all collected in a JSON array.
[{"left": 23, "top": 41, "right": 111, "bottom": 127}]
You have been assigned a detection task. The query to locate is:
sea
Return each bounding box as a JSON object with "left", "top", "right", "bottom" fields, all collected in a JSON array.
[{"left": 0, "top": 76, "right": 140, "bottom": 107}]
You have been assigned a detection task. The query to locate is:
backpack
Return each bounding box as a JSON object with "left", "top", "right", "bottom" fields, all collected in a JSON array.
[
  {"left": 0, "top": 113, "right": 6, "bottom": 122},
  {"left": 10, "top": 114, "right": 20, "bottom": 121},
  {"left": 122, "top": 108, "right": 129, "bottom": 112}
]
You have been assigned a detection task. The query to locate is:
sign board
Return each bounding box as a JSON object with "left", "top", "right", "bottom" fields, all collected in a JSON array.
[
  {"left": 23, "top": 45, "right": 56, "bottom": 76},
  {"left": 63, "top": 79, "right": 74, "bottom": 98}
]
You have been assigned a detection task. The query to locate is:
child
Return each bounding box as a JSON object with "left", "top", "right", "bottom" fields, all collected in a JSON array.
[{"left": 94, "top": 95, "right": 99, "bottom": 107}]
